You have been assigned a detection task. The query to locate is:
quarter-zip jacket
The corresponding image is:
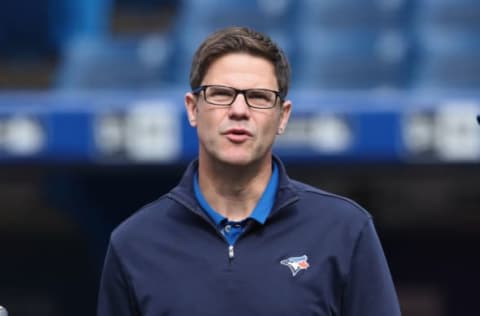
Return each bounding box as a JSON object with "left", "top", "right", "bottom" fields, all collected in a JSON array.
[{"left": 98, "top": 156, "right": 401, "bottom": 316}]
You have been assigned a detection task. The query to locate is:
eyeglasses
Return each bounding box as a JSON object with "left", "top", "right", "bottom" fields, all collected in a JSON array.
[{"left": 192, "top": 85, "right": 284, "bottom": 109}]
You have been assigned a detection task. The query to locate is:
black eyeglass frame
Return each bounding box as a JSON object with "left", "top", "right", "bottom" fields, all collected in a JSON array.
[{"left": 192, "top": 85, "right": 285, "bottom": 109}]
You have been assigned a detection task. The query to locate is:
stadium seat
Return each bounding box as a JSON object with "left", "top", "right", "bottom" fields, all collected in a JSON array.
[
  {"left": 297, "top": 0, "right": 413, "bottom": 29},
  {"left": 294, "top": 28, "right": 413, "bottom": 90},
  {"left": 292, "top": 0, "right": 415, "bottom": 89},
  {"left": 54, "top": 35, "right": 174, "bottom": 89},
  {"left": 176, "top": 0, "right": 296, "bottom": 28},
  {"left": 416, "top": 0, "right": 480, "bottom": 29},
  {"left": 414, "top": 0, "right": 480, "bottom": 90},
  {"left": 49, "top": 0, "right": 112, "bottom": 48},
  {"left": 414, "top": 30, "right": 480, "bottom": 90}
]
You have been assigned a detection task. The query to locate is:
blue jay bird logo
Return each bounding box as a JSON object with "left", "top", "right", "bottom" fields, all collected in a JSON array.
[{"left": 280, "top": 255, "right": 310, "bottom": 276}]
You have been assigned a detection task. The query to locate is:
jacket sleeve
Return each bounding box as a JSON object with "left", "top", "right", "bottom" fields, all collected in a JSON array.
[
  {"left": 342, "top": 219, "right": 401, "bottom": 316},
  {"left": 97, "top": 241, "right": 139, "bottom": 316}
]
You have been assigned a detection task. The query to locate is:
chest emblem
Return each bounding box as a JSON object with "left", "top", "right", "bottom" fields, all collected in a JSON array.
[{"left": 280, "top": 255, "right": 310, "bottom": 276}]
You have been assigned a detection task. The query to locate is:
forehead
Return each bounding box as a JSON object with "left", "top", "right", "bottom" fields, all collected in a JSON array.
[{"left": 202, "top": 53, "right": 278, "bottom": 90}]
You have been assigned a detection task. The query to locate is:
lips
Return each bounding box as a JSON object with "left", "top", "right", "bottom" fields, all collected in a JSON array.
[{"left": 223, "top": 128, "right": 253, "bottom": 143}]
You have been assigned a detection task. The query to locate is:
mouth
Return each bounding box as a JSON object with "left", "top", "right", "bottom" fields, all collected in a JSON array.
[{"left": 223, "top": 128, "right": 253, "bottom": 143}]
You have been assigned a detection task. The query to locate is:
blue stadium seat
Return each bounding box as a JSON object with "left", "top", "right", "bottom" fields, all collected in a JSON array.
[
  {"left": 177, "top": 0, "right": 296, "bottom": 29},
  {"left": 55, "top": 35, "right": 174, "bottom": 89},
  {"left": 416, "top": 0, "right": 480, "bottom": 29},
  {"left": 297, "top": 0, "right": 413, "bottom": 29},
  {"left": 49, "top": 0, "right": 113, "bottom": 48},
  {"left": 414, "top": 30, "right": 480, "bottom": 90},
  {"left": 414, "top": 0, "right": 480, "bottom": 90},
  {"left": 294, "top": 28, "right": 413, "bottom": 89}
]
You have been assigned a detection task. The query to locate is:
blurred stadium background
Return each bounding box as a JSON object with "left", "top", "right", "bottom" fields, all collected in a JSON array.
[{"left": 0, "top": 0, "right": 479, "bottom": 315}]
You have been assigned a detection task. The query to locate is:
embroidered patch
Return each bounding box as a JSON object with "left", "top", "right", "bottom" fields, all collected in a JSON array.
[{"left": 280, "top": 255, "right": 310, "bottom": 276}]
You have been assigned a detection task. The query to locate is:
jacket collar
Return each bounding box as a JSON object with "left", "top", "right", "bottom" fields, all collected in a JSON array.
[{"left": 168, "top": 155, "right": 299, "bottom": 219}]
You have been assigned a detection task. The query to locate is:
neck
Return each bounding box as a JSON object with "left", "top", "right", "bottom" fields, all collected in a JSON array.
[{"left": 198, "top": 156, "right": 273, "bottom": 221}]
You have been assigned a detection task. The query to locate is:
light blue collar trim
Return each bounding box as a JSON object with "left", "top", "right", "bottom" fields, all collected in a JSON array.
[{"left": 193, "top": 162, "right": 279, "bottom": 226}]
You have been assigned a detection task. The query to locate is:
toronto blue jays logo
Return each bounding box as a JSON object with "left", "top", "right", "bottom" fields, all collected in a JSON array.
[{"left": 280, "top": 255, "right": 310, "bottom": 276}]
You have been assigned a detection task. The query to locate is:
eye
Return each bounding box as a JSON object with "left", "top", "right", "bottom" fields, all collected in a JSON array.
[
  {"left": 208, "top": 87, "right": 235, "bottom": 98},
  {"left": 247, "top": 90, "right": 274, "bottom": 102}
]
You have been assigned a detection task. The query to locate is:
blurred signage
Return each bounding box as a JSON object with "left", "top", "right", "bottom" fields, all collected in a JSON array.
[
  {"left": 0, "top": 115, "right": 46, "bottom": 156},
  {"left": 275, "top": 114, "right": 353, "bottom": 153},
  {"left": 402, "top": 101, "right": 480, "bottom": 161},
  {"left": 94, "top": 101, "right": 181, "bottom": 162}
]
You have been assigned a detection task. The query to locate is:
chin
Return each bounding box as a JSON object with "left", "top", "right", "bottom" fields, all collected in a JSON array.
[
  {"left": 215, "top": 149, "right": 269, "bottom": 168},
  {"left": 218, "top": 154, "right": 253, "bottom": 166}
]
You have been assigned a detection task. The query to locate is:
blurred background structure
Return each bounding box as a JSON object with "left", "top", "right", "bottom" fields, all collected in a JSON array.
[{"left": 0, "top": 0, "right": 479, "bottom": 315}]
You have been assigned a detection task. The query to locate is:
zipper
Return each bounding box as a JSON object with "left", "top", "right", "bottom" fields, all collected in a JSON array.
[{"left": 228, "top": 245, "right": 235, "bottom": 259}]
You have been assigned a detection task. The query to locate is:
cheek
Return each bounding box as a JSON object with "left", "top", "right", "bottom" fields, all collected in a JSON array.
[
  {"left": 259, "top": 117, "right": 280, "bottom": 141},
  {"left": 265, "top": 113, "right": 281, "bottom": 131},
  {"left": 196, "top": 120, "right": 210, "bottom": 139},
  {"left": 196, "top": 113, "right": 218, "bottom": 142}
]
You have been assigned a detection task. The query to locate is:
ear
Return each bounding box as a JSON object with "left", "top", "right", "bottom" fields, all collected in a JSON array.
[
  {"left": 277, "top": 99, "right": 292, "bottom": 135},
  {"left": 185, "top": 92, "right": 198, "bottom": 127}
]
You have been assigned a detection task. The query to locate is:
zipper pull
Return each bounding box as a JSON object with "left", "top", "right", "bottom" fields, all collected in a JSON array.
[{"left": 228, "top": 245, "right": 235, "bottom": 259}]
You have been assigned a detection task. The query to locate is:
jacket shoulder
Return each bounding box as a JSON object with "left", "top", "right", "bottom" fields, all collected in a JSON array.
[{"left": 288, "top": 179, "right": 372, "bottom": 221}]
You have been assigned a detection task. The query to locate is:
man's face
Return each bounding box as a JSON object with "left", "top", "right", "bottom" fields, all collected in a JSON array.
[{"left": 185, "top": 52, "right": 291, "bottom": 167}]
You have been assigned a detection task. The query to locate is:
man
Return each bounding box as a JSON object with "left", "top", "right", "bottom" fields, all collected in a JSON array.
[{"left": 98, "top": 26, "right": 401, "bottom": 315}]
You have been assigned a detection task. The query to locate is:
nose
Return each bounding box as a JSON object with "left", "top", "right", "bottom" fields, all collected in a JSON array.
[{"left": 228, "top": 92, "right": 250, "bottom": 119}]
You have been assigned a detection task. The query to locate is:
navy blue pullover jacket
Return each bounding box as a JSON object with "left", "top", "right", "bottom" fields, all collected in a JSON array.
[{"left": 98, "top": 156, "right": 401, "bottom": 316}]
